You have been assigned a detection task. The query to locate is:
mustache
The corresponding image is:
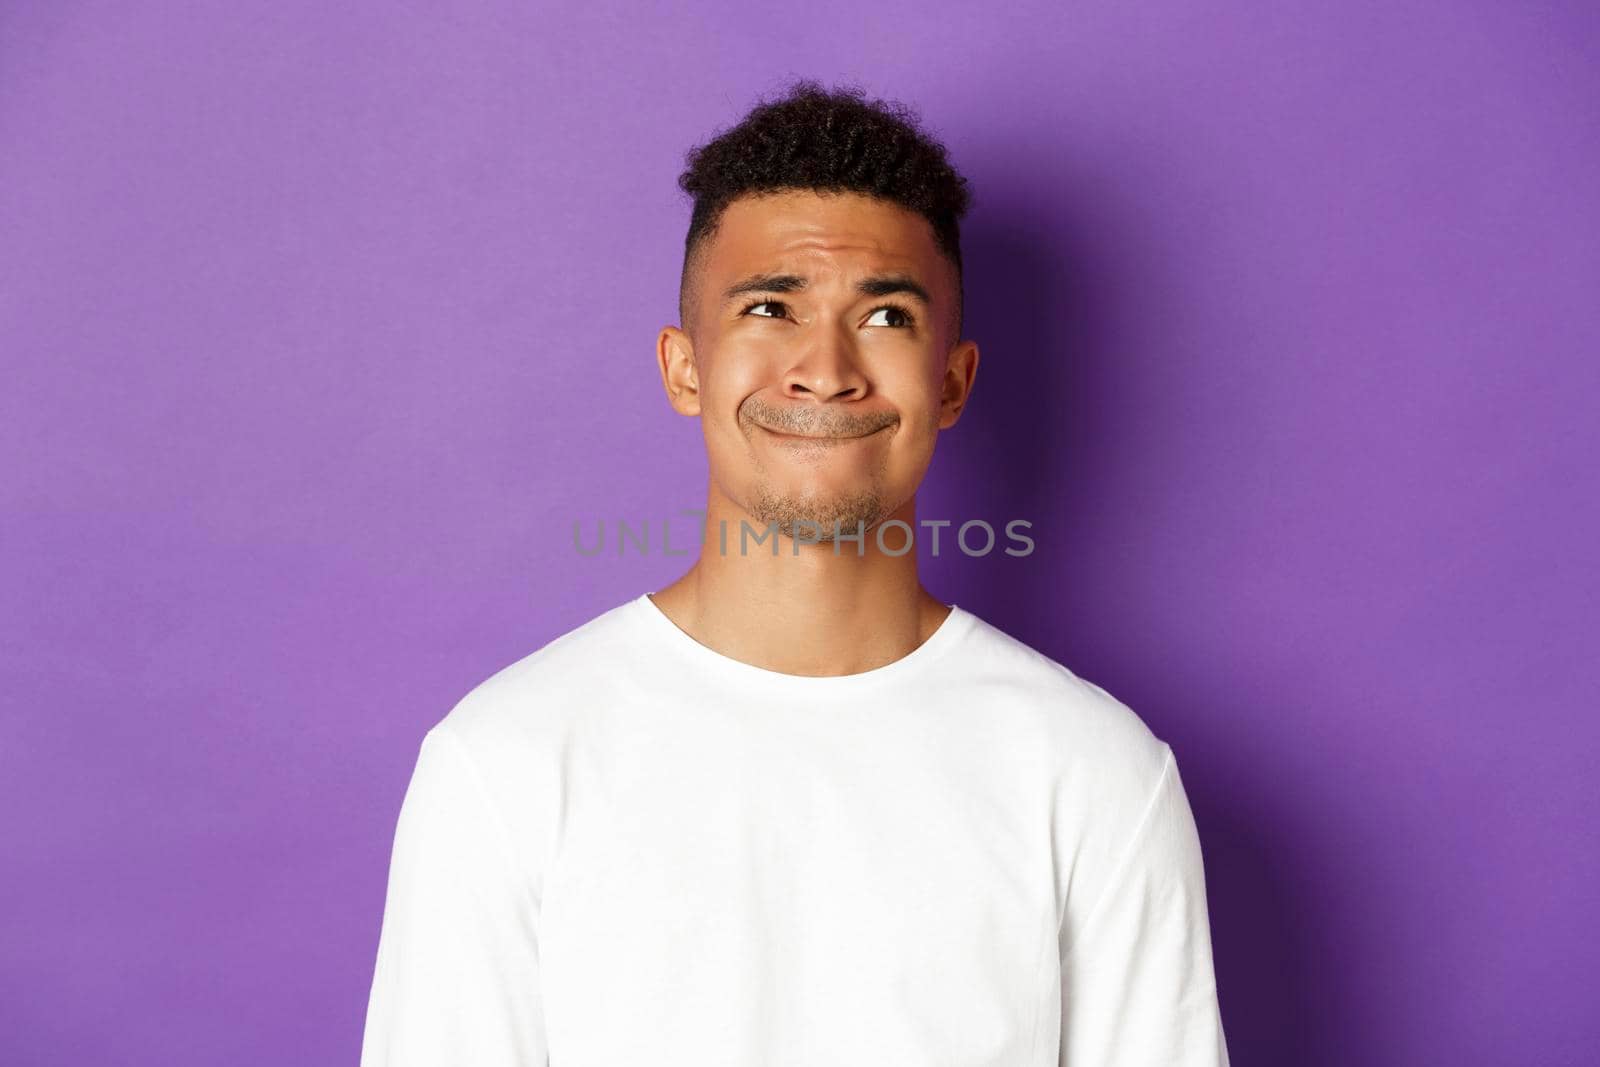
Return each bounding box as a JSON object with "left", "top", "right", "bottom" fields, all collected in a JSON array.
[{"left": 742, "top": 399, "right": 897, "bottom": 439}]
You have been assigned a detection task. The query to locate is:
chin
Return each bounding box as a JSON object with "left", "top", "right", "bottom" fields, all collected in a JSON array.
[{"left": 747, "top": 482, "right": 895, "bottom": 538}]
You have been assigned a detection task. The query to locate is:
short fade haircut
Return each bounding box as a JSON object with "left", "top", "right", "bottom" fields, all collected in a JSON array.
[{"left": 676, "top": 79, "right": 974, "bottom": 338}]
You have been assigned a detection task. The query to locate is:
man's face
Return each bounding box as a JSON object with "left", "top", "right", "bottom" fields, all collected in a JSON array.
[{"left": 658, "top": 189, "right": 979, "bottom": 544}]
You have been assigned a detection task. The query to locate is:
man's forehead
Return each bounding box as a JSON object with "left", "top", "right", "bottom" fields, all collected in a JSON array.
[{"left": 708, "top": 191, "right": 941, "bottom": 277}]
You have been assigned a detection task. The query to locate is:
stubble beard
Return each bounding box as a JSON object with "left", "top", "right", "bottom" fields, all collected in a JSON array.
[{"left": 747, "top": 482, "right": 892, "bottom": 544}]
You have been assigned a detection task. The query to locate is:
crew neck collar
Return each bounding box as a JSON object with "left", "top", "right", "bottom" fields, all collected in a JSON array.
[{"left": 631, "top": 592, "right": 976, "bottom": 693}]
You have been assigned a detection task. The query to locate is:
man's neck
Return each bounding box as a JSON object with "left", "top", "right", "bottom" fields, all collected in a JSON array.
[{"left": 647, "top": 491, "right": 950, "bottom": 678}]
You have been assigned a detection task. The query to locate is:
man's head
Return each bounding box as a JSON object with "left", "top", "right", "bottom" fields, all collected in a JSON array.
[
  {"left": 676, "top": 80, "right": 971, "bottom": 339},
  {"left": 657, "top": 81, "right": 979, "bottom": 545}
]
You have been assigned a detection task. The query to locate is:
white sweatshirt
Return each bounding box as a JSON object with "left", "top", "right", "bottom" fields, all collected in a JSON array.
[{"left": 360, "top": 594, "right": 1230, "bottom": 1066}]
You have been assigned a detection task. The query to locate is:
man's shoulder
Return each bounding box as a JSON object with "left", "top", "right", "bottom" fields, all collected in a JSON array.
[
  {"left": 404, "top": 599, "right": 641, "bottom": 878},
  {"left": 960, "top": 608, "right": 1171, "bottom": 783},
  {"left": 433, "top": 595, "right": 642, "bottom": 749}
]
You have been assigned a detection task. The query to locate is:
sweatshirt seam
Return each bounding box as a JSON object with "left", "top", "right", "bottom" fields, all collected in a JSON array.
[
  {"left": 429, "top": 723, "right": 540, "bottom": 893},
  {"left": 635, "top": 594, "right": 977, "bottom": 694},
  {"left": 1058, "top": 742, "right": 1175, "bottom": 965}
]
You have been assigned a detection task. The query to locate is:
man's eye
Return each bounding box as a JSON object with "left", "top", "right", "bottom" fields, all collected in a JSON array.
[
  {"left": 744, "top": 300, "right": 786, "bottom": 319},
  {"left": 865, "top": 305, "right": 915, "bottom": 328}
]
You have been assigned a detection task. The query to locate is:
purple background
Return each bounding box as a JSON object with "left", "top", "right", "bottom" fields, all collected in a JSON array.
[{"left": 3, "top": 2, "right": 1596, "bottom": 1064}]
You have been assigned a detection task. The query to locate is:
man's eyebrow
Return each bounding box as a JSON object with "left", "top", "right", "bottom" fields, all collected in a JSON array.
[
  {"left": 857, "top": 274, "right": 932, "bottom": 305},
  {"left": 721, "top": 272, "right": 932, "bottom": 306}
]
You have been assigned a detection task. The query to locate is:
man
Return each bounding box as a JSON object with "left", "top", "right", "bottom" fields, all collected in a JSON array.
[{"left": 360, "top": 80, "right": 1231, "bottom": 1066}]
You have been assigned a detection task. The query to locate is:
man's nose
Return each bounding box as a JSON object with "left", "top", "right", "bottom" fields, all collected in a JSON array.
[{"left": 780, "top": 321, "right": 867, "bottom": 402}]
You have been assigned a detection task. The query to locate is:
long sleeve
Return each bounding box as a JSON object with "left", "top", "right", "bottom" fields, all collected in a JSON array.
[
  {"left": 360, "top": 725, "right": 548, "bottom": 1067},
  {"left": 1058, "top": 747, "right": 1231, "bottom": 1066}
]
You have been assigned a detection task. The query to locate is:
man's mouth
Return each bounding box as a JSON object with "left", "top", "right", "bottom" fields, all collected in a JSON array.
[{"left": 757, "top": 422, "right": 888, "bottom": 442}]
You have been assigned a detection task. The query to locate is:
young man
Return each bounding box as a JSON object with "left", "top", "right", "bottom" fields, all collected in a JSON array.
[{"left": 360, "top": 81, "right": 1231, "bottom": 1066}]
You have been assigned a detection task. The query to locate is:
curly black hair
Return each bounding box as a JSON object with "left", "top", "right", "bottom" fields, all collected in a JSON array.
[{"left": 676, "top": 79, "right": 973, "bottom": 337}]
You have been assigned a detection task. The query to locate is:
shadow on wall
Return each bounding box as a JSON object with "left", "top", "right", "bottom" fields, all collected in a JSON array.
[
  {"left": 936, "top": 181, "right": 1354, "bottom": 1065},
  {"left": 1194, "top": 790, "right": 1324, "bottom": 1064}
]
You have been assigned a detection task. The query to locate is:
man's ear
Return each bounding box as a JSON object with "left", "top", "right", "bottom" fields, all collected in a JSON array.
[
  {"left": 938, "top": 338, "right": 979, "bottom": 429},
  {"left": 657, "top": 325, "right": 702, "bottom": 416}
]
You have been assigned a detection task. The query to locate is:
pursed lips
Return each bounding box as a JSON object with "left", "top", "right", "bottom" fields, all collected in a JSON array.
[{"left": 757, "top": 422, "right": 887, "bottom": 441}]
